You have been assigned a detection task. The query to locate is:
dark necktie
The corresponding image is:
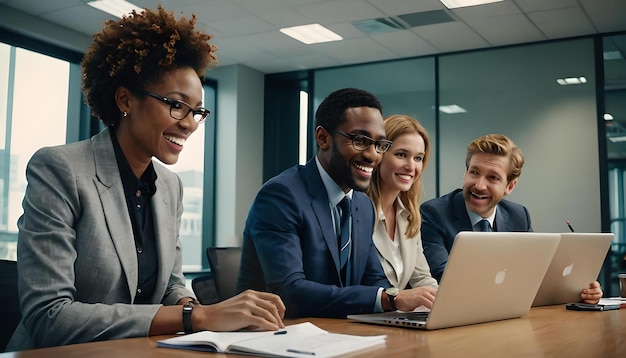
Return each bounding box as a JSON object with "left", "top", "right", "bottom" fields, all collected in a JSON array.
[
  {"left": 337, "top": 196, "right": 352, "bottom": 285},
  {"left": 478, "top": 219, "right": 491, "bottom": 232}
]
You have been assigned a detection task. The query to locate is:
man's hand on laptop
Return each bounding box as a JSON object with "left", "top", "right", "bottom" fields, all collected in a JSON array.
[{"left": 393, "top": 286, "right": 438, "bottom": 311}]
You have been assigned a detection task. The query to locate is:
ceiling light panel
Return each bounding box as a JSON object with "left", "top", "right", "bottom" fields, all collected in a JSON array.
[
  {"left": 440, "top": 0, "right": 504, "bottom": 9},
  {"left": 87, "top": 0, "right": 142, "bottom": 19},
  {"left": 556, "top": 77, "right": 587, "bottom": 85},
  {"left": 280, "top": 24, "right": 343, "bottom": 44}
]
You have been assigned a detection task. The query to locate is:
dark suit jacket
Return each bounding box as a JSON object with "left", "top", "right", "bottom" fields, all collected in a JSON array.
[
  {"left": 237, "top": 159, "right": 390, "bottom": 318},
  {"left": 420, "top": 188, "right": 533, "bottom": 281}
]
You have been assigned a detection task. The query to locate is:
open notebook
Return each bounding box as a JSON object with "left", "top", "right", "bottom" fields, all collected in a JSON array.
[
  {"left": 157, "top": 322, "right": 386, "bottom": 357},
  {"left": 532, "top": 232, "right": 614, "bottom": 307},
  {"left": 348, "top": 231, "right": 560, "bottom": 330}
]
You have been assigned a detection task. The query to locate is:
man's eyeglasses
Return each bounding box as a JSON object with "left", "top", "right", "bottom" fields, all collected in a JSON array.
[
  {"left": 335, "top": 130, "right": 393, "bottom": 154},
  {"left": 142, "top": 91, "right": 210, "bottom": 124}
]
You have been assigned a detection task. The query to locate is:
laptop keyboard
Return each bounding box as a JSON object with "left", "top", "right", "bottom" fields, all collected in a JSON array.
[{"left": 386, "top": 311, "right": 430, "bottom": 321}]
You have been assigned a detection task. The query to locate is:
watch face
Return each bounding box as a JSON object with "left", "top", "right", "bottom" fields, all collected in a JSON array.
[{"left": 386, "top": 287, "right": 399, "bottom": 296}]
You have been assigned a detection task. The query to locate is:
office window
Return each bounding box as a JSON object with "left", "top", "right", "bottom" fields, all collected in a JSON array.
[{"left": 0, "top": 44, "right": 70, "bottom": 260}]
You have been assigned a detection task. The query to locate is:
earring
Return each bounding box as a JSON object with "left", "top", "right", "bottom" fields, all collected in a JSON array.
[{"left": 122, "top": 111, "right": 128, "bottom": 117}]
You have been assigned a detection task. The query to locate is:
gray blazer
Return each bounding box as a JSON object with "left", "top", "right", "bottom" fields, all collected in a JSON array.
[{"left": 7, "top": 128, "right": 193, "bottom": 351}]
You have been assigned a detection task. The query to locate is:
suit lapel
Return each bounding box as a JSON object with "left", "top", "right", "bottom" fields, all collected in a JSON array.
[
  {"left": 302, "top": 161, "right": 343, "bottom": 279},
  {"left": 453, "top": 190, "right": 473, "bottom": 231},
  {"left": 493, "top": 207, "right": 509, "bottom": 232},
  {"left": 91, "top": 128, "right": 138, "bottom": 300},
  {"left": 372, "top": 216, "right": 394, "bottom": 274},
  {"left": 396, "top": 214, "right": 416, "bottom": 287},
  {"left": 372, "top": 202, "right": 414, "bottom": 288}
]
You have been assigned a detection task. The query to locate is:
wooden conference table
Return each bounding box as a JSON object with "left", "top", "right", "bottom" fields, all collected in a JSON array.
[{"left": 2, "top": 305, "right": 624, "bottom": 357}]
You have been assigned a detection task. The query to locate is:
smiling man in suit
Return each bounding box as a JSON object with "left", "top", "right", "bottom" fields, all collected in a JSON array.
[
  {"left": 420, "top": 134, "right": 602, "bottom": 304},
  {"left": 421, "top": 134, "right": 530, "bottom": 282},
  {"left": 237, "top": 88, "right": 434, "bottom": 318}
]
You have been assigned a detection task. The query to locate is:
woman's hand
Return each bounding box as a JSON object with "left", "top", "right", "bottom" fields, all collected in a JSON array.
[{"left": 194, "top": 290, "right": 286, "bottom": 332}]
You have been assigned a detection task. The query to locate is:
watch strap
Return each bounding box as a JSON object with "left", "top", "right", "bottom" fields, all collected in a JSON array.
[
  {"left": 388, "top": 293, "right": 397, "bottom": 311},
  {"left": 385, "top": 288, "right": 398, "bottom": 311},
  {"left": 182, "top": 301, "right": 195, "bottom": 334}
]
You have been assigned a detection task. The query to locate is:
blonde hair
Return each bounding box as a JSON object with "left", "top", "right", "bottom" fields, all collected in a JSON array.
[
  {"left": 367, "top": 114, "right": 429, "bottom": 238},
  {"left": 465, "top": 134, "right": 524, "bottom": 182}
]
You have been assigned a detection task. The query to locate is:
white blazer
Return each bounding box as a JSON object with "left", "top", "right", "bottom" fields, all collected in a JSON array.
[{"left": 373, "top": 200, "right": 438, "bottom": 289}]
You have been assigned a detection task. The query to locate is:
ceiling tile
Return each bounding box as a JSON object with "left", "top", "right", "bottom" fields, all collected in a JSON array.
[
  {"left": 365, "top": 0, "right": 443, "bottom": 16},
  {"left": 580, "top": 0, "right": 626, "bottom": 33},
  {"left": 296, "top": 0, "right": 386, "bottom": 23},
  {"left": 528, "top": 7, "right": 596, "bottom": 39},
  {"left": 514, "top": 0, "right": 579, "bottom": 12},
  {"left": 0, "top": 0, "right": 625, "bottom": 74},
  {"left": 321, "top": 36, "right": 398, "bottom": 65},
  {"left": 415, "top": 21, "right": 490, "bottom": 53},
  {"left": 462, "top": 14, "right": 545, "bottom": 46},
  {"left": 371, "top": 30, "right": 438, "bottom": 58}
]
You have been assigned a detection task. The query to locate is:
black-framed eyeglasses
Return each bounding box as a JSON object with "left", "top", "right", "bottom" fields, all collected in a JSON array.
[
  {"left": 142, "top": 91, "right": 210, "bottom": 124},
  {"left": 335, "top": 130, "right": 393, "bottom": 153}
]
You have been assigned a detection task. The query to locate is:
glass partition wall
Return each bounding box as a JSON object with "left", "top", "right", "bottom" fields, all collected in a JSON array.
[
  {"left": 439, "top": 39, "right": 600, "bottom": 234},
  {"left": 605, "top": 34, "right": 626, "bottom": 296}
]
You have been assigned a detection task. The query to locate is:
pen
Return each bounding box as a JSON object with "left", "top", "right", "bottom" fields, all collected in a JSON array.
[
  {"left": 274, "top": 331, "right": 287, "bottom": 335},
  {"left": 286, "top": 348, "right": 316, "bottom": 355},
  {"left": 566, "top": 220, "right": 575, "bottom": 232}
]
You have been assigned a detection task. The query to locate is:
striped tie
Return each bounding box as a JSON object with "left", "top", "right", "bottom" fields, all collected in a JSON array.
[{"left": 337, "top": 196, "right": 352, "bottom": 284}]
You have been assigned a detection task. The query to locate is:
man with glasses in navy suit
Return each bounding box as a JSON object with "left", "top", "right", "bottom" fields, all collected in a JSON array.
[{"left": 237, "top": 88, "right": 434, "bottom": 318}]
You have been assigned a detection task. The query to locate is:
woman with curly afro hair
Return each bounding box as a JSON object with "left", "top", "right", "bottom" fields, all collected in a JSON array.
[{"left": 7, "top": 6, "right": 284, "bottom": 351}]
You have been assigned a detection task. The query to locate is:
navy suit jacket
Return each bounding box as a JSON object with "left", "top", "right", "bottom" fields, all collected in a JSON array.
[
  {"left": 237, "top": 159, "right": 390, "bottom": 318},
  {"left": 420, "top": 188, "right": 533, "bottom": 281}
]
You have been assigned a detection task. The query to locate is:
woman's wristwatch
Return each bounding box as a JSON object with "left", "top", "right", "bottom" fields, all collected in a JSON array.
[{"left": 182, "top": 301, "right": 195, "bottom": 334}]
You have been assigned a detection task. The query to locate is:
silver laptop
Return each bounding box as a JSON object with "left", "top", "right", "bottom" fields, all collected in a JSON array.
[
  {"left": 348, "top": 231, "right": 560, "bottom": 330},
  {"left": 532, "top": 232, "right": 613, "bottom": 307}
]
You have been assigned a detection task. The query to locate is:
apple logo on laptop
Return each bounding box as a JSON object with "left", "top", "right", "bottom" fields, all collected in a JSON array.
[
  {"left": 495, "top": 269, "right": 507, "bottom": 284},
  {"left": 562, "top": 263, "right": 574, "bottom": 276}
]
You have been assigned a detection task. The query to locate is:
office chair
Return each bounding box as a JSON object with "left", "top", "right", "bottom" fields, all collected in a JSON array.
[
  {"left": 206, "top": 247, "right": 242, "bottom": 301},
  {"left": 0, "top": 259, "right": 20, "bottom": 352},
  {"left": 191, "top": 273, "right": 221, "bottom": 305}
]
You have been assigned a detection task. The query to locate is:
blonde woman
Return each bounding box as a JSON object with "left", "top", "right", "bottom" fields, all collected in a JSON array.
[{"left": 367, "top": 114, "right": 438, "bottom": 309}]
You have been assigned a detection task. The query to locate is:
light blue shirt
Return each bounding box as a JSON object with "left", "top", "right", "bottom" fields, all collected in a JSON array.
[
  {"left": 467, "top": 206, "right": 497, "bottom": 231},
  {"left": 315, "top": 157, "right": 384, "bottom": 312}
]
